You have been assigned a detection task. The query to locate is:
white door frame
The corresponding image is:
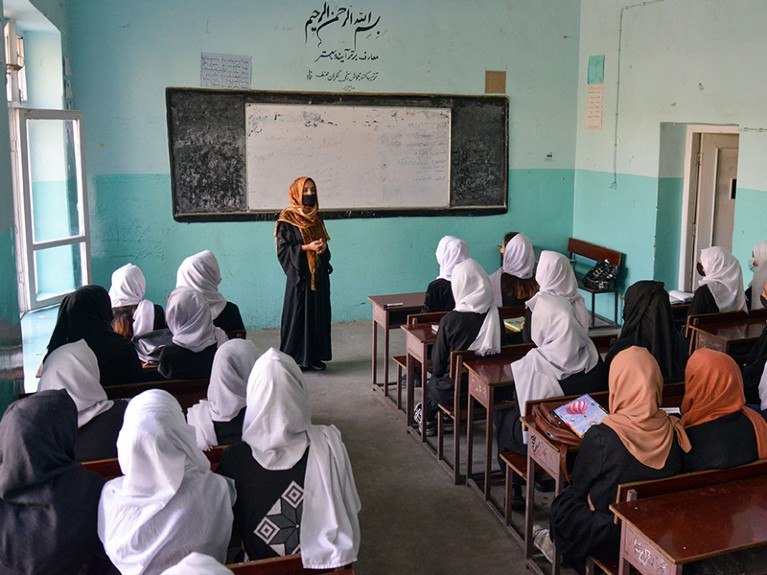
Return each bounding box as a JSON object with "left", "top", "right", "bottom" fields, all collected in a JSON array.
[
  {"left": 10, "top": 108, "right": 91, "bottom": 311},
  {"left": 679, "top": 124, "right": 739, "bottom": 291}
]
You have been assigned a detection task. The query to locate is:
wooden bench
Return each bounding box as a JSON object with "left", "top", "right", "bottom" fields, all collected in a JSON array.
[
  {"left": 104, "top": 377, "right": 210, "bottom": 412},
  {"left": 83, "top": 444, "right": 228, "bottom": 480},
  {"left": 567, "top": 238, "right": 622, "bottom": 327},
  {"left": 227, "top": 554, "right": 352, "bottom": 574}
]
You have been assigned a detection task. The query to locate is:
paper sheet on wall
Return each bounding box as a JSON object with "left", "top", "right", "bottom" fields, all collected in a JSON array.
[
  {"left": 200, "top": 53, "right": 252, "bottom": 89},
  {"left": 586, "top": 84, "right": 603, "bottom": 130}
]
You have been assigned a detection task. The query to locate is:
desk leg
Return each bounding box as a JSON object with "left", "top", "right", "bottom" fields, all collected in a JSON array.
[
  {"left": 406, "top": 353, "right": 415, "bottom": 429},
  {"left": 525, "top": 449, "right": 536, "bottom": 565},
  {"left": 466, "top": 396, "right": 475, "bottom": 485},
  {"left": 420, "top": 353, "right": 428, "bottom": 443},
  {"left": 383, "top": 320, "right": 391, "bottom": 391},
  {"left": 482, "top": 388, "right": 495, "bottom": 500},
  {"left": 371, "top": 319, "right": 378, "bottom": 388}
]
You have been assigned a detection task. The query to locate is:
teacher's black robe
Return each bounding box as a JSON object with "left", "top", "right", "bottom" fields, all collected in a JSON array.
[{"left": 276, "top": 222, "right": 332, "bottom": 368}]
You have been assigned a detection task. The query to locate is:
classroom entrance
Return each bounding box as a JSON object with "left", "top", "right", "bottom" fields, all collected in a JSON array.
[{"left": 680, "top": 126, "right": 739, "bottom": 291}]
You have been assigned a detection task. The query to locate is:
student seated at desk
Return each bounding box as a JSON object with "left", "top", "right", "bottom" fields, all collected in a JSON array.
[
  {"left": 177, "top": 249, "right": 246, "bottom": 335},
  {"left": 109, "top": 263, "right": 166, "bottom": 339},
  {"left": 495, "top": 292, "right": 605, "bottom": 464},
  {"left": 686, "top": 246, "right": 747, "bottom": 320},
  {"left": 488, "top": 232, "right": 538, "bottom": 309},
  {"left": 604, "top": 281, "right": 687, "bottom": 385},
  {"left": 38, "top": 339, "right": 129, "bottom": 462},
  {"left": 547, "top": 347, "right": 690, "bottom": 574},
  {"left": 45, "top": 285, "right": 143, "bottom": 386},
  {"left": 681, "top": 348, "right": 767, "bottom": 472},
  {"left": 159, "top": 287, "right": 228, "bottom": 380},
  {"left": 216, "top": 348, "right": 361, "bottom": 570},
  {"left": 530, "top": 250, "right": 590, "bottom": 332},
  {"left": 99, "top": 390, "right": 236, "bottom": 575},
  {"left": 422, "top": 235, "right": 470, "bottom": 312},
  {"left": 160, "top": 553, "right": 233, "bottom": 575},
  {"left": 416, "top": 258, "right": 501, "bottom": 436},
  {"left": 746, "top": 241, "right": 767, "bottom": 310},
  {"left": 0, "top": 390, "right": 112, "bottom": 574},
  {"left": 187, "top": 339, "right": 260, "bottom": 450}
]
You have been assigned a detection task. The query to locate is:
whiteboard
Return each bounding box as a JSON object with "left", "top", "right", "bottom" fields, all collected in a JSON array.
[{"left": 245, "top": 103, "right": 451, "bottom": 210}]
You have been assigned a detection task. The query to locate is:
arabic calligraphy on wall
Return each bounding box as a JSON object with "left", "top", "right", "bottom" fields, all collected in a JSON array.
[{"left": 304, "top": 2, "right": 383, "bottom": 91}]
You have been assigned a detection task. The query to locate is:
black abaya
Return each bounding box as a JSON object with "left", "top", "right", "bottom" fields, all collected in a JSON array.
[{"left": 276, "top": 222, "right": 332, "bottom": 368}]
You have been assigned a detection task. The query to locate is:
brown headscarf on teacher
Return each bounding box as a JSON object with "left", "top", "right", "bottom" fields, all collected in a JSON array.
[
  {"left": 275, "top": 177, "right": 330, "bottom": 290},
  {"left": 602, "top": 346, "right": 691, "bottom": 469},
  {"left": 682, "top": 348, "right": 767, "bottom": 459}
]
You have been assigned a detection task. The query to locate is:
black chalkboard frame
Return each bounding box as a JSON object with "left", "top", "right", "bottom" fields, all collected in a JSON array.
[{"left": 167, "top": 88, "right": 508, "bottom": 222}]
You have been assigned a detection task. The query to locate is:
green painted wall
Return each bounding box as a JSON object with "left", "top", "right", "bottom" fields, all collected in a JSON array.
[{"left": 65, "top": 1, "right": 581, "bottom": 329}]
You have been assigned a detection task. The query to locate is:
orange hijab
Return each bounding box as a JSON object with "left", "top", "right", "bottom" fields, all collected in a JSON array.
[
  {"left": 275, "top": 177, "right": 330, "bottom": 290},
  {"left": 682, "top": 348, "right": 767, "bottom": 459},
  {"left": 602, "top": 346, "right": 691, "bottom": 469}
]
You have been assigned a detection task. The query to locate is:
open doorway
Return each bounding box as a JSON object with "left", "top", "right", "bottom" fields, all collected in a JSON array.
[{"left": 679, "top": 125, "right": 739, "bottom": 291}]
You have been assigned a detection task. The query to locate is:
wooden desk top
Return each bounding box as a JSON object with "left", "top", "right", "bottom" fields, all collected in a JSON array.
[
  {"left": 691, "top": 320, "right": 766, "bottom": 341},
  {"left": 462, "top": 344, "right": 534, "bottom": 387},
  {"left": 400, "top": 323, "right": 438, "bottom": 344},
  {"left": 368, "top": 292, "right": 426, "bottom": 309},
  {"left": 611, "top": 475, "right": 767, "bottom": 564}
]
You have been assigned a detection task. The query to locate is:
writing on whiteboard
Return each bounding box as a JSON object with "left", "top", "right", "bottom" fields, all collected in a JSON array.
[{"left": 200, "top": 53, "right": 252, "bottom": 89}]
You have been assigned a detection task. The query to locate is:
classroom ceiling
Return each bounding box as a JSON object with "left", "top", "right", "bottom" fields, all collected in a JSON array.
[{"left": 3, "top": 0, "right": 56, "bottom": 32}]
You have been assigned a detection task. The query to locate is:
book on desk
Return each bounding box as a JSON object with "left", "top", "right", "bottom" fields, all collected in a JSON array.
[
  {"left": 503, "top": 316, "right": 525, "bottom": 333},
  {"left": 553, "top": 394, "right": 608, "bottom": 438}
]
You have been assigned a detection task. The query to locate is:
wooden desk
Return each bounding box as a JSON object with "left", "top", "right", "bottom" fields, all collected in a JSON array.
[
  {"left": 611, "top": 475, "right": 767, "bottom": 575},
  {"left": 690, "top": 319, "right": 766, "bottom": 356},
  {"left": 368, "top": 292, "right": 425, "bottom": 398},
  {"left": 400, "top": 322, "right": 438, "bottom": 441}
]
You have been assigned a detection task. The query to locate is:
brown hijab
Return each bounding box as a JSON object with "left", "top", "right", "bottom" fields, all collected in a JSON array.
[
  {"left": 602, "top": 346, "right": 691, "bottom": 469},
  {"left": 682, "top": 348, "right": 767, "bottom": 459},
  {"left": 275, "top": 177, "right": 330, "bottom": 290}
]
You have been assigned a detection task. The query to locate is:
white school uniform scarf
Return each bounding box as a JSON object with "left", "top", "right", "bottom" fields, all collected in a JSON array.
[
  {"left": 38, "top": 339, "right": 114, "bottom": 427},
  {"left": 435, "top": 235, "right": 470, "bottom": 281},
  {"left": 451, "top": 258, "right": 501, "bottom": 356},
  {"left": 699, "top": 246, "right": 747, "bottom": 313},
  {"left": 108, "top": 263, "right": 156, "bottom": 338},
  {"left": 527, "top": 250, "right": 590, "bottom": 330},
  {"left": 160, "top": 553, "right": 234, "bottom": 575},
  {"left": 489, "top": 233, "right": 535, "bottom": 307},
  {"left": 187, "top": 339, "right": 260, "bottom": 450},
  {"left": 750, "top": 242, "right": 767, "bottom": 310},
  {"left": 98, "top": 390, "right": 235, "bottom": 575},
  {"left": 166, "top": 287, "right": 228, "bottom": 353},
  {"left": 512, "top": 292, "right": 598, "bottom": 443},
  {"left": 176, "top": 250, "right": 228, "bottom": 319},
  {"left": 242, "top": 348, "right": 361, "bottom": 569}
]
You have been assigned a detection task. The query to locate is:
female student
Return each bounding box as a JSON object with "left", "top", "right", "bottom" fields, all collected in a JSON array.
[
  {"left": 177, "top": 249, "right": 246, "bottom": 335},
  {"left": 45, "top": 284, "right": 143, "bottom": 386},
  {"left": 686, "top": 246, "right": 747, "bottom": 318},
  {"left": 422, "top": 235, "right": 470, "bottom": 312},
  {"left": 98, "top": 389, "right": 235, "bottom": 575},
  {"left": 159, "top": 287, "right": 228, "bottom": 380},
  {"left": 216, "top": 348, "right": 361, "bottom": 569},
  {"left": 109, "top": 262, "right": 166, "bottom": 339},
  {"left": 0, "top": 390, "right": 111, "bottom": 574},
  {"left": 417, "top": 258, "right": 501, "bottom": 436},
  {"left": 38, "top": 339, "right": 129, "bottom": 462},
  {"left": 603, "top": 280, "right": 687, "bottom": 385},
  {"left": 187, "top": 338, "right": 260, "bottom": 450},
  {"left": 746, "top": 241, "right": 767, "bottom": 310},
  {"left": 547, "top": 347, "right": 690, "bottom": 574},
  {"left": 529, "top": 250, "right": 590, "bottom": 331},
  {"left": 488, "top": 232, "right": 538, "bottom": 308},
  {"left": 275, "top": 176, "right": 332, "bottom": 371},
  {"left": 681, "top": 348, "right": 767, "bottom": 471}
]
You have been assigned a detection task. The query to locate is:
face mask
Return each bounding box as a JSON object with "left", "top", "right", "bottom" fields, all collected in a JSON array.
[
  {"left": 302, "top": 194, "right": 316, "bottom": 207},
  {"left": 749, "top": 257, "right": 757, "bottom": 273},
  {"left": 696, "top": 262, "right": 705, "bottom": 277}
]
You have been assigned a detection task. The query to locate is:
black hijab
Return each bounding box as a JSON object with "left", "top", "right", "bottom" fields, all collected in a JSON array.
[
  {"left": 606, "top": 281, "right": 688, "bottom": 384},
  {"left": 0, "top": 390, "right": 109, "bottom": 574},
  {"left": 45, "top": 285, "right": 142, "bottom": 385}
]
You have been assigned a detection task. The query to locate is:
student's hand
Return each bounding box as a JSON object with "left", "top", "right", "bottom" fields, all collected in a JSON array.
[{"left": 303, "top": 239, "right": 324, "bottom": 253}]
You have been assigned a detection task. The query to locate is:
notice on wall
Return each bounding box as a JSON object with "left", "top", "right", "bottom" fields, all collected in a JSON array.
[
  {"left": 586, "top": 84, "right": 604, "bottom": 130},
  {"left": 200, "top": 53, "right": 252, "bottom": 89}
]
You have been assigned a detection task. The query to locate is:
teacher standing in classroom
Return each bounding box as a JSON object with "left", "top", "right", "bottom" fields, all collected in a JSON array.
[{"left": 275, "top": 177, "right": 332, "bottom": 371}]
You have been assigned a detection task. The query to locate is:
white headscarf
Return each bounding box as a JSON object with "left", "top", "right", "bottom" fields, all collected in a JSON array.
[
  {"left": 187, "top": 339, "right": 260, "bottom": 450},
  {"left": 528, "top": 250, "right": 590, "bottom": 330},
  {"left": 98, "top": 390, "right": 235, "bottom": 575},
  {"left": 750, "top": 241, "right": 767, "bottom": 311},
  {"left": 435, "top": 235, "right": 470, "bottom": 281},
  {"left": 489, "top": 233, "right": 535, "bottom": 307},
  {"left": 38, "top": 339, "right": 114, "bottom": 427},
  {"left": 699, "top": 246, "right": 747, "bottom": 313},
  {"left": 512, "top": 292, "right": 599, "bottom": 442},
  {"left": 166, "top": 287, "right": 228, "bottom": 353},
  {"left": 109, "top": 263, "right": 156, "bottom": 338},
  {"left": 451, "top": 258, "right": 501, "bottom": 356},
  {"left": 242, "top": 348, "right": 361, "bottom": 569},
  {"left": 160, "top": 553, "right": 234, "bottom": 575},
  {"left": 176, "top": 250, "right": 228, "bottom": 319}
]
